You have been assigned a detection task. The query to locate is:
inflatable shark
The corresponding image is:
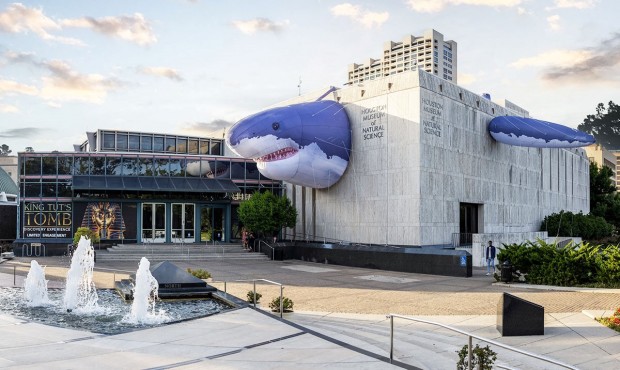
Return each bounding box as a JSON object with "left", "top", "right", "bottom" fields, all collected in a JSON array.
[
  {"left": 226, "top": 100, "right": 351, "bottom": 188},
  {"left": 489, "top": 116, "right": 595, "bottom": 148}
]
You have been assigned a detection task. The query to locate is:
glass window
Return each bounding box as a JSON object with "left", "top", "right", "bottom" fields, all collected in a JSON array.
[
  {"left": 57, "top": 179, "right": 72, "bottom": 197},
  {"left": 188, "top": 139, "right": 198, "bottom": 154},
  {"left": 122, "top": 157, "right": 138, "bottom": 176},
  {"left": 141, "top": 136, "right": 152, "bottom": 151},
  {"left": 74, "top": 156, "right": 90, "bottom": 175},
  {"left": 25, "top": 181, "right": 41, "bottom": 197},
  {"left": 116, "top": 134, "right": 127, "bottom": 150},
  {"left": 91, "top": 156, "right": 105, "bottom": 175},
  {"left": 24, "top": 157, "right": 41, "bottom": 175},
  {"left": 165, "top": 137, "right": 176, "bottom": 152},
  {"left": 153, "top": 136, "right": 164, "bottom": 152},
  {"left": 42, "top": 157, "right": 57, "bottom": 175},
  {"left": 245, "top": 162, "right": 260, "bottom": 179},
  {"left": 230, "top": 161, "right": 245, "bottom": 180},
  {"left": 153, "top": 157, "right": 169, "bottom": 176},
  {"left": 128, "top": 135, "right": 140, "bottom": 151},
  {"left": 57, "top": 156, "right": 73, "bottom": 175},
  {"left": 138, "top": 157, "right": 153, "bottom": 176},
  {"left": 103, "top": 133, "right": 115, "bottom": 149},
  {"left": 106, "top": 157, "right": 122, "bottom": 175},
  {"left": 176, "top": 138, "right": 188, "bottom": 154},
  {"left": 41, "top": 179, "right": 56, "bottom": 197},
  {"left": 169, "top": 158, "right": 185, "bottom": 176},
  {"left": 210, "top": 140, "right": 222, "bottom": 155},
  {"left": 199, "top": 140, "right": 210, "bottom": 154}
]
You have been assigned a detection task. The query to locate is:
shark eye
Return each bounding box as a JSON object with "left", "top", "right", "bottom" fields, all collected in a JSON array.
[{"left": 272, "top": 122, "right": 280, "bottom": 131}]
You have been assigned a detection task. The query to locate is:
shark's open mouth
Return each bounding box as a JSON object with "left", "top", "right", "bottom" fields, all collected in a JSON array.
[
  {"left": 206, "top": 166, "right": 228, "bottom": 178},
  {"left": 255, "top": 147, "right": 299, "bottom": 163}
]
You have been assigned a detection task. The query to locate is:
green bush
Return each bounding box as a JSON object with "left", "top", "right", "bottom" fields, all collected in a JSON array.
[
  {"left": 268, "top": 296, "right": 293, "bottom": 312},
  {"left": 497, "top": 240, "right": 620, "bottom": 287},
  {"left": 73, "top": 227, "right": 100, "bottom": 245},
  {"left": 246, "top": 290, "right": 262, "bottom": 304},
  {"left": 186, "top": 268, "right": 211, "bottom": 279},
  {"left": 540, "top": 211, "right": 614, "bottom": 241},
  {"left": 456, "top": 344, "right": 497, "bottom": 370}
]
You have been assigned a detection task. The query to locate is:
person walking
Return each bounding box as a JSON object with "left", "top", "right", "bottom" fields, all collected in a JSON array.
[{"left": 485, "top": 240, "right": 496, "bottom": 276}]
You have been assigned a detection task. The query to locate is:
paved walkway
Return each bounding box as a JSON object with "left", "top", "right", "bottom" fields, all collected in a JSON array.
[{"left": 1, "top": 256, "right": 620, "bottom": 368}]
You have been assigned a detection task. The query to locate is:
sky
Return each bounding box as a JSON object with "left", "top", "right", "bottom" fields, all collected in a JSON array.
[{"left": 0, "top": 0, "right": 618, "bottom": 153}]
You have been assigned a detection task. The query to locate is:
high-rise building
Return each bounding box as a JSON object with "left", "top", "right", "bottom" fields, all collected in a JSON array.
[{"left": 347, "top": 29, "right": 457, "bottom": 85}]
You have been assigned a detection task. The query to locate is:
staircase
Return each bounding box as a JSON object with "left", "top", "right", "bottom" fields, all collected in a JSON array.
[{"left": 94, "top": 242, "right": 270, "bottom": 262}]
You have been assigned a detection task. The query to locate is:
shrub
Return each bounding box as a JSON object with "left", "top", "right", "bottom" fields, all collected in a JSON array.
[
  {"left": 497, "top": 240, "right": 620, "bottom": 287},
  {"left": 269, "top": 296, "right": 294, "bottom": 312},
  {"left": 456, "top": 344, "right": 497, "bottom": 370},
  {"left": 246, "top": 290, "right": 262, "bottom": 303},
  {"left": 73, "top": 227, "right": 100, "bottom": 245},
  {"left": 540, "top": 211, "right": 613, "bottom": 241},
  {"left": 186, "top": 268, "right": 211, "bottom": 279}
]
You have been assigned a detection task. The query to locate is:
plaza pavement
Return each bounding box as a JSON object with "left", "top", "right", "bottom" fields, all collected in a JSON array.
[{"left": 1, "top": 255, "right": 620, "bottom": 369}]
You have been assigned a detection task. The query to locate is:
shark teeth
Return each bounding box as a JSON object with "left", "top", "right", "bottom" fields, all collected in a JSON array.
[{"left": 256, "top": 147, "right": 298, "bottom": 163}]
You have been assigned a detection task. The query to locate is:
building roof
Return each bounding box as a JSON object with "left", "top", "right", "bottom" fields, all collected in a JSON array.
[{"left": 0, "top": 166, "right": 18, "bottom": 195}]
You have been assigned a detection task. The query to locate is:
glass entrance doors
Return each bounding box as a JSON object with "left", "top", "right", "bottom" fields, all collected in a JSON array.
[
  {"left": 172, "top": 203, "right": 195, "bottom": 243},
  {"left": 200, "top": 206, "right": 225, "bottom": 242},
  {"left": 142, "top": 203, "right": 166, "bottom": 242}
]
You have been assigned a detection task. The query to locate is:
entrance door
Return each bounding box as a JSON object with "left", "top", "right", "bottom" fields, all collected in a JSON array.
[
  {"left": 459, "top": 203, "right": 479, "bottom": 245},
  {"left": 200, "top": 206, "right": 225, "bottom": 242},
  {"left": 142, "top": 203, "right": 166, "bottom": 242},
  {"left": 172, "top": 203, "right": 195, "bottom": 243}
]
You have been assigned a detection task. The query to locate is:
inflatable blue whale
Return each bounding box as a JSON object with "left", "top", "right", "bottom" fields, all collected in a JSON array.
[
  {"left": 225, "top": 100, "right": 351, "bottom": 188},
  {"left": 488, "top": 116, "right": 595, "bottom": 148}
]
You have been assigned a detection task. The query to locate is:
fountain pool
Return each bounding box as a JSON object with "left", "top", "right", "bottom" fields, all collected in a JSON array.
[
  {"left": 0, "top": 287, "right": 230, "bottom": 334},
  {"left": 2, "top": 237, "right": 233, "bottom": 334}
]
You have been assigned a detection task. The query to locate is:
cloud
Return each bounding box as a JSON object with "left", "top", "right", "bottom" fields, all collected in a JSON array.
[
  {"left": 40, "top": 60, "right": 122, "bottom": 103},
  {"left": 0, "top": 3, "right": 83, "bottom": 45},
  {"left": 457, "top": 73, "right": 476, "bottom": 85},
  {"left": 547, "top": 14, "right": 561, "bottom": 31},
  {"left": 181, "top": 120, "right": 234, "bottom": 136},
  {"left": 232, "top": 18, "right": 289, "bottom": 35},
  {"left": 330, "top": 3, "right": 389, "bottom": 28},
  {"left": 2, "top": 51, "right": 122, "bottom": 103},
  {"left": 406, "top": 0, "right": 522, "bottom": 13},
  {"left": 0, "top": 127, "right": 45, "bottom": 138},
  {"left": 548, "top": 0, "right": 598, "bottom": 9},
  {"left": 61, "top": 13, "right": 156, "bottom": 45},
  {"left": 0, "top": 78, "right": 39, "bottom": 96},
  {"left": 0, "top": 103, "right": 18, "bottom": 113},
  {"left": 138, "top": 66, "right": 183, "bottom": 81},
  {"left": 511, "top": 33, "right": 620, "bottom": 83}
]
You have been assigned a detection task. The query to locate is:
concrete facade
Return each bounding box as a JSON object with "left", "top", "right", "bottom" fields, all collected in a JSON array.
[{"left": 283, "top": 70, "right": 590, "bottom": 247}]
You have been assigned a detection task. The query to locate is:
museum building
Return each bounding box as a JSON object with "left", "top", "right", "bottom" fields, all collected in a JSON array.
[
  {"left": 276, "top": 69, "right": 590, "bottom": 265},
  {"left": 15, "top": 129, "right": 283, "bottom": 256}
]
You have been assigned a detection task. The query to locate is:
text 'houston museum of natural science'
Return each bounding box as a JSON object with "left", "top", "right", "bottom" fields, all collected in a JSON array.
[{"left": 226, "top": 68, "right": 593, "bottom": 267}]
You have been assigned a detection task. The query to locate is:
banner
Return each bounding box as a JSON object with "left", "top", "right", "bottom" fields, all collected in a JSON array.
[
  {"left": 22, "top": 202, "right": 72, "bottom": 238},
  {"left": 73, "top": 202, "right": 137, "bottom": 240}
]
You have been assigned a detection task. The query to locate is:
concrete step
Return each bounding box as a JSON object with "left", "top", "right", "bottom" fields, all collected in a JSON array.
[{"left": 95, "top": 242, "right": 270, "bottom": 262}]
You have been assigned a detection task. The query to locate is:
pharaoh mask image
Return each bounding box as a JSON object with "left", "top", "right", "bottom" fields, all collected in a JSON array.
[{"left": 81, "top": 202, "right": 126, "bottom": 240}]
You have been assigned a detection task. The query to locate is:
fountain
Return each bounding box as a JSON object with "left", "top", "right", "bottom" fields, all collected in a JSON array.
[
  {"left": 124, "top": 257, "right": 168, "bottom": 324},
  {"left": 63, "top": 236, "right": 98, "bottom": 312},
  {"left": 23, "top": 260, "right": 51, "bottom": 306},
  {"left": 0, "top": 237, "right": 233, "bottom": 334}
]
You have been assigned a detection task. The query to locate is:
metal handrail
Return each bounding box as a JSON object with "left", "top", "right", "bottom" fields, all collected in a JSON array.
[
  {"left": 387, "top": 314, "right": 578, "bottom": 370},
  {"left": 211, "top": 278, "right": 285, "bottom": 318},
  {"left": 257, "top": 240, "right": 275, "bottom": 260}
]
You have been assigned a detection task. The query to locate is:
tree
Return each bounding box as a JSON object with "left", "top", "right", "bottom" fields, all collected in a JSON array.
[
  {"left": 24, "top": 147, "right": 34, "bottom": 153},
  {"left": 0, "top": 144, "right": 11, "bottom": 156},
  {"left": 589, "top": 162, "right": 620, "bottom": 230},
  {"left": 238, "top": 191, "right": 297, "bottom": 238},
  {"left": 578, "top": 101, "right": 620, "bottom": 150}
]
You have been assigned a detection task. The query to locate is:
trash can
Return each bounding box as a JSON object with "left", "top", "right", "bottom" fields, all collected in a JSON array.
[{"left": 501, "top": 260, "right": 512, "bottom": 283}]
